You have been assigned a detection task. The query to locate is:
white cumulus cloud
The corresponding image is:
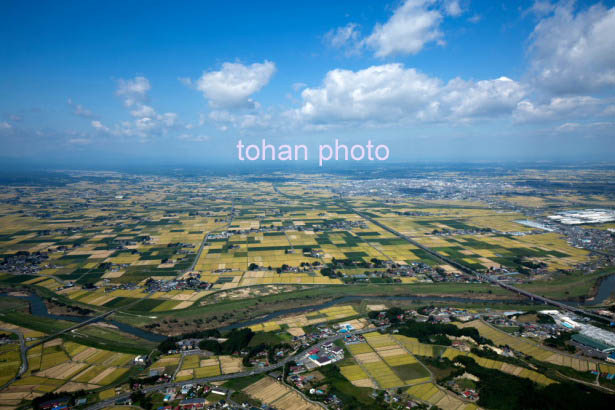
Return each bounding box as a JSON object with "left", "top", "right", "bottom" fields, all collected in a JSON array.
[
  {"left": 195, "top": 61, "right": 276, "bottom": 109},
  {"left": 514, "top": 95, "right": 603, "bottom": 122},
  {"left": 441, "top": 76, "right": 526, "bottom": 118},
  {"left": 365, "top": 0, "right": 445, "bottom": 57},
  {"left": 528, "top": 2, "right": 615, "bottom": 94},
  {"left": 292, "top": 64, "right": 525, "bottom": 126},
  {"left": 297, "top": 64, "right": 440, "bottom": 123}
]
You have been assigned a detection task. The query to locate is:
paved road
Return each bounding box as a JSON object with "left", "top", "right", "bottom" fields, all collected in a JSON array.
[
  {"left": 188, "top": 231, "right": 213, "bottom": 273},
  {"left": 346, "top": 204, "right": 611, "bottom": 323},
  {"left": 0, "top": 327, "right": 28, "bottom": 390},
  {"left": 188, "top": 202, "right": 235, "bottom": 273},
  {"left": 85, "top": 326, "right": 387, "bottom": 410}
]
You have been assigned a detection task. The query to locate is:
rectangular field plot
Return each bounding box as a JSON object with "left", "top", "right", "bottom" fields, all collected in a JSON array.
[
  {"left": 340, "top": 364, "right": 368, "bottom": 381},
  {"left": 393, "top": 335, "right": 442, "bottom": 357},
  {"left": 243, "top": 376, "right": 320, "bottom": 410},
  {"left": 0, "top": 344, "right": 21, "bottom": 386},
  {"left": 406, "top": 382, "right": 478, "bottom": 410},
  {"left": 363, "top": 361, "right": 404, "bottom": 388},
  {"left": 175, "top": 354, "right": 238, "bottom": 380},
  {"left": 3, "top": 338, "right": 136, "bottom": 399},
  {"left": 249, "top": 304, "right": 359, "bottom": 332},
  {"left": 390, "top": 362, "right": 430, "bottom": 385},
  {"left": 343, "top": 331, "right": 433, "bottom": 388},
  {"left": 346, "top": 342, "right": 374, "bottom": 355}
]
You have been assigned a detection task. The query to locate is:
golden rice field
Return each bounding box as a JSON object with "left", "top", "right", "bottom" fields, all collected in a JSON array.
[
  {"left": 0, "top": 344, "right": 21, "bottom": 387},
  {"left": 339, "top": 364, "right": 369, "bottom": 381},
  {"left": 342, "top": 332, "right": 431, "bottom": 389},
  {"left": 406, "top": 382, "right": 479, "bottom": 410},
  {"left": 61, "top": 286, "right": 212, "bottom": 311},
  {"left": 174, "top": 354, "right": 244, "bottom": 381},
  {"left": 455, "top": 320, "right": 615, "bottom": 374},
  {"left": 440, "top": 347, "right": 555, "bottom": 385},
  {"left": 243, "top": 376, "right": 320, "bottom": 410},
  {"left": 249, "top": 305, "right": 361, "bottom": 332},
  {"left": 3, "top": 174, "right": 599, "bottom": 316},
  {"left": 393, "top": 335, "right": 444, "bottom": 358},
  {"left": 0, "top": 338, "right": 135, "bottom": 404}
]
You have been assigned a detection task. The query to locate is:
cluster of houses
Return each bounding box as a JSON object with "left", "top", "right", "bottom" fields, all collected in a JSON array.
[
  {"left": 144, "top": 276, "right": 213, "bottom": 293},
  {"left": 416, "top": 306, "right": 477, "bottom": 323},
  {"left": 0, "top": 250, "right": 48, "bottom": 274},
  {"left": 304, "top": 342, "right": 344, "bottom": 369},
  {"left": 285, "top": 324, "right": 350, "bottom": 353}
]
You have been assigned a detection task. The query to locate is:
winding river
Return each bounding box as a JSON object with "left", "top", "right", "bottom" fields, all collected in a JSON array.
[
  {"left": 2, "top": 275, "right": 615, "bottom": 341},
  {"left": 0, "top": 292, "right": 165, "bottom": 342}
]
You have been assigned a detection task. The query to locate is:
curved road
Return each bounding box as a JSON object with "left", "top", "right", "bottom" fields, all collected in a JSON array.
[{"left": 0, "top": 327, "right": 28, "bottom": 390}]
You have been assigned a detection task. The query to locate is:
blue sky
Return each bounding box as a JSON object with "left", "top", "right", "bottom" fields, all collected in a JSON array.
[{"left": 1, "top": 0, "right": 614, "bottom": 166}]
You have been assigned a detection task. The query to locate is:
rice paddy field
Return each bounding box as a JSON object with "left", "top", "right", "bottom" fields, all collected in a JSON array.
[
  {"left": 341, "top": 332, "right": 431, "bottom": 389},
  {"left": 346, "top": 195, "right": 593, "bottom": 273},
  {"left": 174, "top": 354, "right": 243, "bottom": 382},
  {"left": 406, "top": 382, "right": 479, "bottom": 410},
  {"left": 248, "top": 305, "right": 363, "bottom": 333},
  {"left": 0, "top": 176, "right": 233, "bottom": 296},
  {"left": 0, "top": 337, "right": 135, "bottom": 406},
  {"left": 392, "top": 335, "right": 447, "bottom": 358},
  {"left": 339, "top": 329, "right": 563, "bottom": 407},
  {"left": 440, "top": 347, "right": 555, "bottom": 385},
  {"left": 0, "top": 343, "right": 21, "bottom": 388},
  {"left": 392, "top": 333, "right": 555, "bottom": 385},
  {"left": 242, "top": 376, "right": 320, "bottom": 410},
  {"left": 455, "top": 320, "right": 615, "bottom": 374},
  {"left": 1, "top": 170, "right": 609, "bottom": 319}
]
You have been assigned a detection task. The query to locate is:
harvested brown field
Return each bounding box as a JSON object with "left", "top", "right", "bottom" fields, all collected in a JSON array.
[
  {"left": 351, "top": 378, "right": 375, "bottom": 388},
  {"left": 72, "top": 347, "right": 98, "bottom": 362},
  {"left": 354, "top": 352, "right": 380, "bottom": 363},
  {"left": 219, "top": 356, "right": 243, "bottom": 374},
  {"left": 243, "top": 376, "right": 320, "bottom": 410},
  {"left": 55, "top": 382, "right": 99, "bottom": 393},
  {"left": 244, "top": 377, "right": 287, "bottom": 402},
  {"left": 88, "top": 368, "right": 115, "bottom": 385},
  {"left": 36, "top": 362, "right": 88, "bottom": 379},
  {"left": 200, "top": 358, "right": 218, "bottom": 367},
  {"left": 0, "top": 392, "right": 29, "bottom": 401},
  {"left": 43, "top": 339, "right": 62, "bottom": 348},
  {"left": 287, "top": 327, "right": 305, "bottom": 337},
  {"left": 376, "top": 347, "right": 406, "bottom": 356},
  {"left": 271, "top": 391, "right": 320, "bottom": 410}
]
